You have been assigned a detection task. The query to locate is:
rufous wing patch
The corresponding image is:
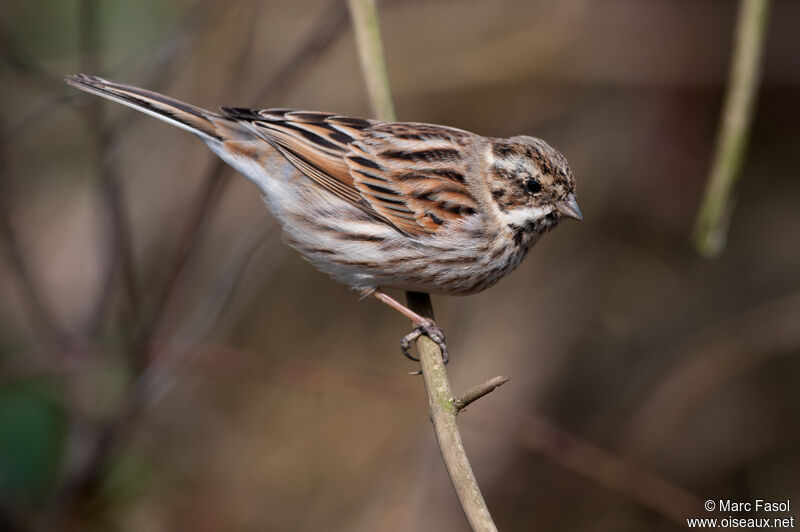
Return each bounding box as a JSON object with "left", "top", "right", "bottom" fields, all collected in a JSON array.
[{"left": 221, "top": 108, "right": 480, "bottom": 235}]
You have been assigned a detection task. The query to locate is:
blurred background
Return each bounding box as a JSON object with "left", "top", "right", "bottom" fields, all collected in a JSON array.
[{"left": 1, "top": 0, "right": 799, "bottom": 530}]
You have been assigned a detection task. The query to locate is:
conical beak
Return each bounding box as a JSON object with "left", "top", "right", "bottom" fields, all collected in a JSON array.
[{"left": 555, "top": 195, "right": 583, "bottom": 221}]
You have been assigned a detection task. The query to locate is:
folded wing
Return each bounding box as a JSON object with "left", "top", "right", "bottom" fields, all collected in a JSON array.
[{"left": 222, "top": 108, "right": 479, "bottom": 235}]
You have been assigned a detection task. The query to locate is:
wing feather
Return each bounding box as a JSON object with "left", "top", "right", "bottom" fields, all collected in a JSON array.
[{"left": 220, "top": 108, "right": 479, "bottom": 235}]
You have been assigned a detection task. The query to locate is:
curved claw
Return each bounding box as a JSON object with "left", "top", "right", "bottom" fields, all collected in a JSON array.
[
  {"left": 400, "top": 328, "right": 422, "bottom": 362},
  {"left": 400, "top": 320, "right": 449, "bottom": 364}
]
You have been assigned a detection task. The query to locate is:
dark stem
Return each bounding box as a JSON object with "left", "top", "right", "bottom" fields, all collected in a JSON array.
[{"left": 404, "top": 291, "right": 435, "bottom": 320}]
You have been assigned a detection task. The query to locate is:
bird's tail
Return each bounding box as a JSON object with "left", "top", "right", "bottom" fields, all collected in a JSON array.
[{"left": 65, "top": 74, "right": 233, "bottom": 142}]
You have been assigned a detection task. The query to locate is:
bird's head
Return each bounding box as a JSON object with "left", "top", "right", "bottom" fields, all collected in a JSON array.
[{"left": 486, "top": 136, "right": 581, "bottom": 246}]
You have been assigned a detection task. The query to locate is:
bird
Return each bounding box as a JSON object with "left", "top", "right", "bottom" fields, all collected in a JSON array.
[{"left": 65, "top": 74, "right": 582, "bottom": 363}]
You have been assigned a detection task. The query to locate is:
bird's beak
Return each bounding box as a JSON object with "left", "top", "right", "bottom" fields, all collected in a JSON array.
[{"left": 555, "top": 195, "right": 583, "bottom": 221}]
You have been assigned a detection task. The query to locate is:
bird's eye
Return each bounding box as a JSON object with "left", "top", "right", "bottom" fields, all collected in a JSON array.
[{"left": 523, "top": 177, "right": 542, "bottom": 194}]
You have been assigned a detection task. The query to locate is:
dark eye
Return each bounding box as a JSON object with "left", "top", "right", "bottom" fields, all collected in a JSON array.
[{"left": 523, "top": 177, "right": 542, "bottom": 194}]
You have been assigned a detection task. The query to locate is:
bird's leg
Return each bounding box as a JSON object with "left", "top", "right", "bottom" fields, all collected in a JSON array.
[{"left": 368, "top": 289, "right": 449, "bottom": 363}]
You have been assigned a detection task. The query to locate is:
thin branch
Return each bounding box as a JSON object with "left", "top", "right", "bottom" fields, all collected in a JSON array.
[
  {"left": 126, "top": 0, "right": 266, "bottom": 359},
  {"left": 623, "top": 289, "right": 800, "bottom": 455},
  {"left": 84, "top": 0, "right": 232, "bottom": 335},
  {"left": 169, "top": 341, "right": 704, "bottom": 526},
  {"left": 406, "top": 293, "right": 499, "bottom": 532},
  {"left": 0, "top": 22, "right": 61, "bottom": 88},
  {"left": 78, "top": 0, "right": 141, "bottom": 334},
  {"left": 454, "top": 376, "right": 510, "bottom": 412},
  {"left": 348, "top": 0, "right": 499, "bottom": 528},
  {"left": 0, "top": 163, "right": 71, "bottom": 349},
  {"left": 253, "top": 0, "right": 349, "bottom": 103},
  {"left": 8, "top": 341, "right": 713, "bottom": 526},
  {"left": 346, "top": 0, "right": 396, "bottom": 121},
  {"left": 142, "top": 220, "right": 281, "bottom": 406},
  {"left": 692, "top": 0, "right": 771, "bottom": 257},
  {"left": 131, "top": 157, "right": 229, "bottom": 368},
  {"left": 121, "top": 0, "right": 266, "bottom": 347},
  {"left": 43, "top": 3, "right": 253, "bottom": 525},
  {"left": 486, "top": 408, "right": 702, "bottom": 525},
  {"left": 1, "top": 0, "right": 215, "bottom": 143},
  {"left": 45, "top": 1, "right": 318, "bottom": 521},
  {"left": 105, "top": 1, "right": 214, "bottom": 133}
]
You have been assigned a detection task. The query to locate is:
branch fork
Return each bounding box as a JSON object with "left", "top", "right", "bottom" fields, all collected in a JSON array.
[{"left": 346, "top": 1, "right": 504, "bottom": 527}]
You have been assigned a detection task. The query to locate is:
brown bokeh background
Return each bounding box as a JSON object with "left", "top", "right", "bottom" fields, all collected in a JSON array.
[{"left": 1, "top": 1, "right": 799, "bottom": 530}]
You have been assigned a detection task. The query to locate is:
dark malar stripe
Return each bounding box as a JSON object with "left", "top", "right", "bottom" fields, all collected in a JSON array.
[{"left": 508, "top": 221, "right": 540, "bottom": 248}]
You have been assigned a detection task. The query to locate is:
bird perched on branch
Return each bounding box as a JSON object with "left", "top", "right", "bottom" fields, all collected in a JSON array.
[{"left": 66, "top": 74, "right": 582, "bottom": 363}]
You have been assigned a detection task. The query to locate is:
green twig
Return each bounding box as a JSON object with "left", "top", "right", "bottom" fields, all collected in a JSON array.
[{"left": 692, "top": 0, "right": 771, "bottom": 258}]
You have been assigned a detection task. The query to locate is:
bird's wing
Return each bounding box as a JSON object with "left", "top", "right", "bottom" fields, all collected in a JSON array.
[{"left": 224, "top": 108, "right": 479, "bottom": 235}]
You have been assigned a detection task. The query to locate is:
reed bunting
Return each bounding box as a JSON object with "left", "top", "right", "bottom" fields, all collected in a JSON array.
[{"left": 66, "top": 74, "right": 582, "bottom": 363}]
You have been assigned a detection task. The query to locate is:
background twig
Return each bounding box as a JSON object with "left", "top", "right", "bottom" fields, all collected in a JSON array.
[
  {"left": 253, "top": 0, "right": 349, "bottom": 103},
  {"left": 0, "top": 161, "right": 71, "bottom": 349},
  {"left": 692, "top": 0, "right": 771, "bottom": 257},
  {"left": 346, "top": 0, "right": 396, "bottom": 122}
]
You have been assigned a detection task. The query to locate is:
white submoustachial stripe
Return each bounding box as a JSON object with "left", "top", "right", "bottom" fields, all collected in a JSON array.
[{"left": 498, "top": 204, "right": 553, "bottom": 227}]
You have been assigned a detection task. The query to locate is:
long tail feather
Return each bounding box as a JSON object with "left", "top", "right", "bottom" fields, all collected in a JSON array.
[{"left": 65, "top": 74, "right": 224, "bottom": 141}]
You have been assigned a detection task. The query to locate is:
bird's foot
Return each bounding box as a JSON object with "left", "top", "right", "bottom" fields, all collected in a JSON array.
[{"left": 400, "top": 319, "right": 449, "bottom": 364}]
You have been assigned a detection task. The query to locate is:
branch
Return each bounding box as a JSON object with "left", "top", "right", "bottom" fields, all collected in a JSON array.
[
  {"left": 454, "top": 376, "right": 510, "bottom": 412},
  {"left": 347, "top": 1, "right": 501, "bottom": 529},
  {"left": 253, "top": 0, "right": 349, "bottom": 103},
  {"left": 78, "top": 0, "right": 141, "bottom": 334},
  {"left": 692, "top": 0, "right": 771, "bottom": 257},
  {"left": 495, "top": 409, "right": 702, "bottom": 524},
  {"left": 0, "top": 161, "right": 71, "bottom": 349},
  {"left": 10, "top": 342, "right": 710, "bottom": 526},
  {"left": 43, "top": 2, "right": 251, "bottom": 525},
  {"left": 346, "top": 0, "right": 396, "bottom": 121},
  {"left": 624, "top": 289, "right": 800, "bottom": 454},
  {"left": 405, "top": 293, "right": 500, "bottom": 531}
]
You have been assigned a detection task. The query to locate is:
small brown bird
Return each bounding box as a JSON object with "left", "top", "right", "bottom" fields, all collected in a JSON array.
[{"left": 66, "top": 74, "right": 581, "bottom": 362}]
